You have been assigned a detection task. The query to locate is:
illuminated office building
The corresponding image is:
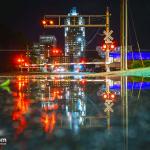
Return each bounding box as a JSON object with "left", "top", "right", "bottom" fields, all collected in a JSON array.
[{"left": 64, "top": 7, "right": 86, "bottom": 57}]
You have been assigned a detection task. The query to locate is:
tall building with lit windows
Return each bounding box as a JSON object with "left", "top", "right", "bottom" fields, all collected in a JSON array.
[{"left": 64, "top": 7, "right": 86, "bottom": 57}]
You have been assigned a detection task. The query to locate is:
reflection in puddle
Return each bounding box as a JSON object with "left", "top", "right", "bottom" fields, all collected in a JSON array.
[{"left": 0, "top": 75, "right": 150, "bottom": 149}]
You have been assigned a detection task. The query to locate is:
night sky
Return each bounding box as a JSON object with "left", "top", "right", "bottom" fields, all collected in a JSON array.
[
  {"left": 0, "top": 0, "right": 150, "bottom": 71},
  {"left": 0, "top": 0, "right": 150, "bottom": 48}
]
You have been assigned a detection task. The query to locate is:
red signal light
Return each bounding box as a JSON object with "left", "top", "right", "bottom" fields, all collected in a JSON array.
[
  {"left": 80, "top": 57, "right": 88, "bottom": 63},
  {"left": 103, "top": 44, "right": 107, "bottom": 49},
  {"left": 110, "top": 43, "right": 116, "bottom": 51},
  {"left": 101, "top": 40, "right": 117, "bottom": 51},
  {"left": 49, "top": 20, "right": 54, "bottom": 25},
  {"left": 52, "top": 48, "right": 62, "bottom": 56},
  {"left": 102, "top": 93, "right": 108, "bottom": 99},
  {"left": 110, "top": 40, "right": 117, "bottom": 51},
  {"left": 17, "top": 58, "right": 24, "bottom": 63},
  {"left": 80, "top": 60, "right": 85, "bottom": 63},
  {"left": 101, "top": 44, "right": 107, "bottom": 51},
  {"left": 42, "top": 20, "right": 47, "bottom": 25},
  {"left": 18, "top": 59, "right": 21, "bottom": 63},
  {"left": 55, "top": 49, "right": 58, "bottom": 53},
  {"left": 110, "top": 93, "right": 116, "bottom": 99},
  {"left": 80, "top": 79, "right": 86, "bottom": 85},
  {"left": 110, "top": 44, "right": 115, "bottom": 49},
  {"left": 102, "top": 92, "right": 116, "bottom": 100}
]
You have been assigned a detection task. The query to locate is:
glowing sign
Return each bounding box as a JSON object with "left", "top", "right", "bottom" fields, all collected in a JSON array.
[
  {"left": 110, "top": 52, "right": 150, "bottom": 60},
  {"left": 110, "top": 82, "right": 150, "bottom": 90}
]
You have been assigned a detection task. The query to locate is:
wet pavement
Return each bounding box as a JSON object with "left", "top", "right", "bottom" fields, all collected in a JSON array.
[{"left": 0, "top": 75, "right": 149, "bottom": 150}]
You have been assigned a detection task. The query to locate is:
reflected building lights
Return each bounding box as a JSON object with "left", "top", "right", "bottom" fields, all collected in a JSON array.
[
  {"left": 10, "top": 74, "right": 130, "bottom": 145},
  {"left": 12, "top": 76, "right": 31, "bottom": 137},
  {"left": 33, "top": 77, "right": 87, "bottom": 133},
  {"left": 40, "top": 112, "right": 56, "bottom": 133}
]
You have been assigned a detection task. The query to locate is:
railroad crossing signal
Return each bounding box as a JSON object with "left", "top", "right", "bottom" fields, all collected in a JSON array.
[
  {"left": 101, "top": 43, "right": 116, "bottom": 51},
  {"left": 103, "top": 30, "right": 114, "bottom": 43},
  {"left": 102, "top": 92, "right": 116, "bottom": 100}
]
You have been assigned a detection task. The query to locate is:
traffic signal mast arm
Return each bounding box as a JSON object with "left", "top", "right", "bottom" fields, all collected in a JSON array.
[{"left": 42, "top": 15, "right": 106, "bottom": 28}]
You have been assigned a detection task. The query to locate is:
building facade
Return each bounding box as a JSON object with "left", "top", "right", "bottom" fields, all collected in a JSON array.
[{"left": 64, "top": 7, "right": 86, "bottom": 57}]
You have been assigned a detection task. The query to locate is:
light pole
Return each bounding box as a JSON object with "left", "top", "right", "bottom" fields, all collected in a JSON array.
[
  {"left": 121, "top": 1, "right": 128, "bottom": 149},
  {"left": 105, "top": 7, "right": 110, "bottom": 72},
  {"left": 121, "top": 0, "right": 128, "bottom": 71}
]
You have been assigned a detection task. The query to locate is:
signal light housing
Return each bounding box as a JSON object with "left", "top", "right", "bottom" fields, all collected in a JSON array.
[
  {"left": 110, "top": 44, "right": 115, "bottom": 49},
  {"left": 103, "top": 93, "right": 108, "bottom": 99},
  {"left": 79, "top": 57, "right": 88, "bottom": 63},
  {"left": 42, "top": 19, "right": 55, "bottom": 26},
  {"left": 101, "top": 40, "right": 117, "bottom": 51},
  {"left": 102, "top": 92, "right": 116, "bottom": 100},
  {"left": 101, "top": 44, "right": 107, "bottom": 51},
  {"left": 110, "top": 93, "right": 115, "bottom": 99},
  {"left": 51, "top": 48, "right": 63, "bottom": 56},
  {"left": 17, "top": 58, "right": 24, "bottom": 63}
]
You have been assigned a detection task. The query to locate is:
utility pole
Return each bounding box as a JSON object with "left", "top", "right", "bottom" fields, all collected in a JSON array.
[
  {"left": 105, "top": 7, "right": 110, "bottom": 72},
  {"left": 125, "top": 0, "right": 128, "bottom": 70},
  {"left": 121, "top": 1, "right": 128, "bottom": 150},
  {"left": 121, "top": 0, "right": 128, "bottom": 71}
]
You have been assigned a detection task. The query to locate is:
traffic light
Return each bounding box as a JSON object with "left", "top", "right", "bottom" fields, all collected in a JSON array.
[
  {"left": 42, "top": 19, "right": 55, "bottom": 26},
  {"left": 49, "top": 20, "right": 54, "bottom": 25},
  {"left": 42, "top": 20, "right": 47, "bottom": 25},
  {"left": 79, "top": 57, "right": 88, "bottom": 63},
  {"left": 16, "top": 56, "right": 30, "bottom": 68},
  {"left": 80, "top": 79, "right": 87, "bottom": 85},
  {"left": 52, "top": 49, "right": 59, "bottom": 54},
  {"left": 17, "top": 58, "right": 21, "bottom": 63},
  {"left": 54, "top": 49, "right": 58, "bottom": 53},
  {"left": 51, "top": 48, "right": 63, "bottom": 56},
  {"left": 17, "top": 58, "right": 24, "bottom": 63}
]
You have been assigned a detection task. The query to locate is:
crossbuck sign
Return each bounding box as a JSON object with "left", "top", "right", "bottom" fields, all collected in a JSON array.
[
  {"left": 104, "top": 101, "right": 114, "bottom": 112},
  {"left": 103, "top": 30, "right": 114, "bottom": 43}
]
